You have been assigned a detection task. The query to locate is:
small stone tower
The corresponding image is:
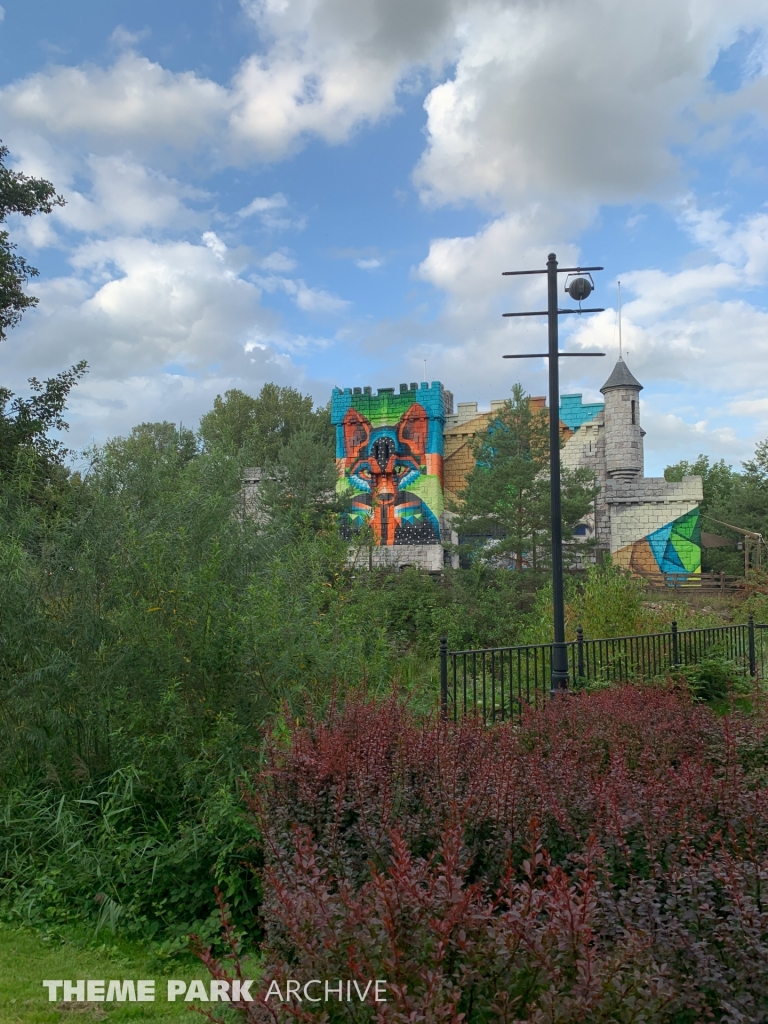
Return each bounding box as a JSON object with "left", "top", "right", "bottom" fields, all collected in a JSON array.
[{"left": 600, "top": 357, "right": 644, "bottom": 481}]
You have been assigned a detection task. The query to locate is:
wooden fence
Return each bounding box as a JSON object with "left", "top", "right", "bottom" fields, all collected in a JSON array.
[{"left": 638, "top": 571, "right": 745, "bottom": 592}]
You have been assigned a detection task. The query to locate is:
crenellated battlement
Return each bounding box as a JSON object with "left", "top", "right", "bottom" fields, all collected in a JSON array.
[
  {"left": 332, "top": 381, "right": 446, "bottom": 396},
  {"left": 331, "top": 382, "right": 451, "bottom": 431}
]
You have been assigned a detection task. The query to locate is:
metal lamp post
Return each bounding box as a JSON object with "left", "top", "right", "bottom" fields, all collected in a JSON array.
[{"left": 502, "top": 252, "right": 605, "bottom": 695}]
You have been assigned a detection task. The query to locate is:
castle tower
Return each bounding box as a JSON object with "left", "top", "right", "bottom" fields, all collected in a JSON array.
[{"left": 600, "top": 357, "right": 644, "bottom": 481}]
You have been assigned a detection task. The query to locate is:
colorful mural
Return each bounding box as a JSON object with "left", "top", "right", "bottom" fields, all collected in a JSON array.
[
  {"left": 616, "top": 507, "right": 702, "bottom": 579},
  {"left": 559, "top": 393, "right": 605, "bottom": 431},
  {"left": 331, "top": 384, "right": 446, "bottom": 546}
]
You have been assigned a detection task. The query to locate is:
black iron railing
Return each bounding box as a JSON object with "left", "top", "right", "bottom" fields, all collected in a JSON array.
[{"left": 440, "top": 617, "right": 766, "bottom": 724}]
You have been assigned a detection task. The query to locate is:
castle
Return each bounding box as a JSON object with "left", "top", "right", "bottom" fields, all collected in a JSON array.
[{"left": 330, "top": 358, "right": 703, "bottom": 575}]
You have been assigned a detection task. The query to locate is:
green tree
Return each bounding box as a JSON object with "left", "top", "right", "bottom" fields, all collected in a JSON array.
[
  {"left": 664, "top": 454, "right": 737, "bottom": 517},
  {"left": 102, "top": 420, "right": 199, "bottom": 470},
  {"left": 723, "top": 441, "right": 768, "bottom": 543},
  {"left": 198, "top": 383, "right": 331, "bottom": 465},
  {"left": 0, "top": 143, "right": 65, "bottom": 340},
  {"left": 664, "top": 448, "right": 768, "bottom": 573},
  {"left": 0, "top": 360, "right": 87, "bottom": 491},
  {"left": 454, "top": 384, "right": 598, "bottom": 570}
]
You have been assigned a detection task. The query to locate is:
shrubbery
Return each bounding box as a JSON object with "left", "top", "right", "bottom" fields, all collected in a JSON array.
[
  {"left": 0, "top": 372, "right": 762, "bottom": 951},
  {"left": 0, "top": 423, "right": 535, "bottom": 940},
  {"left": 200, "top": 687, "right": 768, "bottom": 1021}
]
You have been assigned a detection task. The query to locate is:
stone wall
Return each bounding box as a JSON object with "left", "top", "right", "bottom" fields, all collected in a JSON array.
[
  {"left": 443, "top": 409, "right": 499, "bottom": 500},
  {"left": 347, "top": 543, "right": 446, "bottom": 571}
]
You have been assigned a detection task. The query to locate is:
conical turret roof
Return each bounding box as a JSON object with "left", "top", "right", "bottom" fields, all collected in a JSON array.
[{"left": 600, "top": 357, "right": 642, "bottom": 394}]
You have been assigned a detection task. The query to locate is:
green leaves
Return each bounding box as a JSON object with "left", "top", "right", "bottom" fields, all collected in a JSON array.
[
  {"left": 454, "top": 383, "right": 598, "bottom": 571},
  {"left": 0, "top": 142, "right": 65, "bottom": 341},
  {"left": 198, "top": 383, "right": 332, "bottom": 466},
  {"left": 0, "top": 361, "right": 88, "bottom": 514},
  {"left": 664, "top": 443, "right": 768, "bottom": 574}
]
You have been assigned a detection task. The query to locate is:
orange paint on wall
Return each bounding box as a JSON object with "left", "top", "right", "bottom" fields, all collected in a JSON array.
[{"left": 425, "top": 452, "right": 444, "bottom": 485}]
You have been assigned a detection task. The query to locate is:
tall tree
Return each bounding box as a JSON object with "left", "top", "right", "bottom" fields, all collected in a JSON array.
[
  {"left": 664, "top": 448, "right": 768, "bottom": 573},
  {"left": 102, "top": 421, "right": 199, "bottom": 471},
  {"left": 0, "top": 361, "right": 87, "bottom": 492},
  {"left": 454, "top": 384, "right": 598, "bottom": 570},
  {"left": 198, "top": 384, "right": 331, "bottom": 466},
  {"left": 720, "top": 440, "right": 768, "bottom": 541},
  {"left": 0, "top": 143, "right": 65, "bottom": 340}
]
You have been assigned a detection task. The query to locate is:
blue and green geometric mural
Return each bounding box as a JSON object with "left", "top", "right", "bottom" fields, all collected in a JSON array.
[{"left": 623, "top": 507, "right": 702, "bottom": 578}]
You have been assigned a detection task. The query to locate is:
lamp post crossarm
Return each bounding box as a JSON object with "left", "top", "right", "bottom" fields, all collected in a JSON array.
[
  {"left": 502, "top": 266, "right": 603, "bottom": 276},
  {"left": 503, "top": 308, "right": 605, "bottom": 317},
  {"left": 502, "top": 352, "right": 605, "bottom": 358}
]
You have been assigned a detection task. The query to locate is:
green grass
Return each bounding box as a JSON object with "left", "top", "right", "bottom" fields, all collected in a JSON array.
[{"left": 0, "top": 925, "right": 206, "bottom": 1024}]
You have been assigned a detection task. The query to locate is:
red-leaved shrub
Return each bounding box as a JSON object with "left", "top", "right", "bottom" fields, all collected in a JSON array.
[{"left": 198, "top": 687, "right": 768, "bottom": 1022}]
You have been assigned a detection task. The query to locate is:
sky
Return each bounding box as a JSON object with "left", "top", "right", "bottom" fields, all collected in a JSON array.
[{"left": 1, "top": 0, "right": 768, "bottom": 475}]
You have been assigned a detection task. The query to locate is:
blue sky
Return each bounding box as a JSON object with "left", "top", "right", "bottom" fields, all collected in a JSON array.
[{"left": 1, "top": 0, "right": 768, "bottom": 475}]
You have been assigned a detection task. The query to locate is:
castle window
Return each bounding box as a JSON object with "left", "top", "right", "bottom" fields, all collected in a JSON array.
[{"left": 631, "top": 400, "right": 636, "bottom": 425}]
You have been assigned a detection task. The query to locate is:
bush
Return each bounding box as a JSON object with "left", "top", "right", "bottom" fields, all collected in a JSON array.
[
  {"left": 677, "top": 648, "right": 752, "bottom": 704},
  {"left": 199, "top": 687, "right": 768, "bottom": 1021},
  {"left": 0, "top": 435, "right": 393, "bottom": 938}
]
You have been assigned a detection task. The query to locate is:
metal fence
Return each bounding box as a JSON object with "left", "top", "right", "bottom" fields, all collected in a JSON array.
[{"left": 440, "top": 617, "right": 766, "bottom": 724}]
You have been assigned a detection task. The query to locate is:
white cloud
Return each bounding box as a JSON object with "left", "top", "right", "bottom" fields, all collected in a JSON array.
[
  {"left": 236, "top": 192, "right": 302, "bottom": 230},
  {"left": 292, "top": 281, "right": 349, "bottom": 314},
  {"left": 63, "top": 236, "right": 270, "bottom": 372},
  {"left": 237, "top": 193, "right": 288, "bottom": 217},
  {"left": 56, "top": 156, "right": 207, "bottom": 235},
  {"left": 109, "top": 25, "right": 151, "bottom": 49},
  {"left": 255, "top": 272, "right": 350, "bottom": 314},
  {"left": 414, "top": 0, "right": 768, "bottom": 208},
  {"left": 729, "top": 397, "right": 768, "bottom": 416},
  {"left": 417, "top": 210, "right": 584, "bottom": 320},
  {"left": 2, "top": 0, "right": 766, "bottom": 184},
  {"left": 229, "top": 0, "right": 458, "bottom": 157},
  {"left": 356, "top": 258, "right": 382, "bottom": 270},
  {"left": 678, "top": 199, "right": 768, "bottom": 283},
  {"left": 259, "top": 250, "right": 298, "bottom": 271},
  {"left": 626, "top": 214, "right": 647, "bottom": 229},
  {"left": 0, "top": 234, "right": 327, "bottom": 446},
  {"left": 639, "top": 406, "right": 747, "bottom": 473},
  {"left": 202, "top": 230, "right": 228, "bottom": 260},
  {"left": 0, "top": 52, "right": 228, "bottom": 153},
  {"left": 0, "top": 1, "right": 451, "bottom": 164},
  {"left": 565, "top": 275, "right": 768, "bottom": 395}
]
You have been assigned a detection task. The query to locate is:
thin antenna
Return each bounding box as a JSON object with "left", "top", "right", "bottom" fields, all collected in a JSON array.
[
  {"left": 617, "top": 281, "right": 622, "bottom": 358},
  {"left": 424, "top": 358, "right": 427, "bottom": 382}
]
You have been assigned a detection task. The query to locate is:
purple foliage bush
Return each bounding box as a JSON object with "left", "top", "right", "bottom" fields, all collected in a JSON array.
[{"left": 197, "top": 687, "right": 768, "bottom": 1022}]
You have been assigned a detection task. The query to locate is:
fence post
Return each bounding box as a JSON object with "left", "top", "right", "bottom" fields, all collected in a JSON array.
[
  {"left": 671, "top": 620, "right": 680, "bottom": 668},
  {"left": 748, "top": 614, "right": 757, "bottom": 678},
  {"left": 576, "top": 626, "right": 585, "bottom": 679},
  {"left": 440, "top": 635, "right": 448, "bottom": 721}
]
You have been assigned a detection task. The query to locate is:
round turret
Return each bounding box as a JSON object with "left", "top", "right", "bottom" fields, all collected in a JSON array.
[{"left": 600, "top": 358, "right": 644, "bottom": 481}]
